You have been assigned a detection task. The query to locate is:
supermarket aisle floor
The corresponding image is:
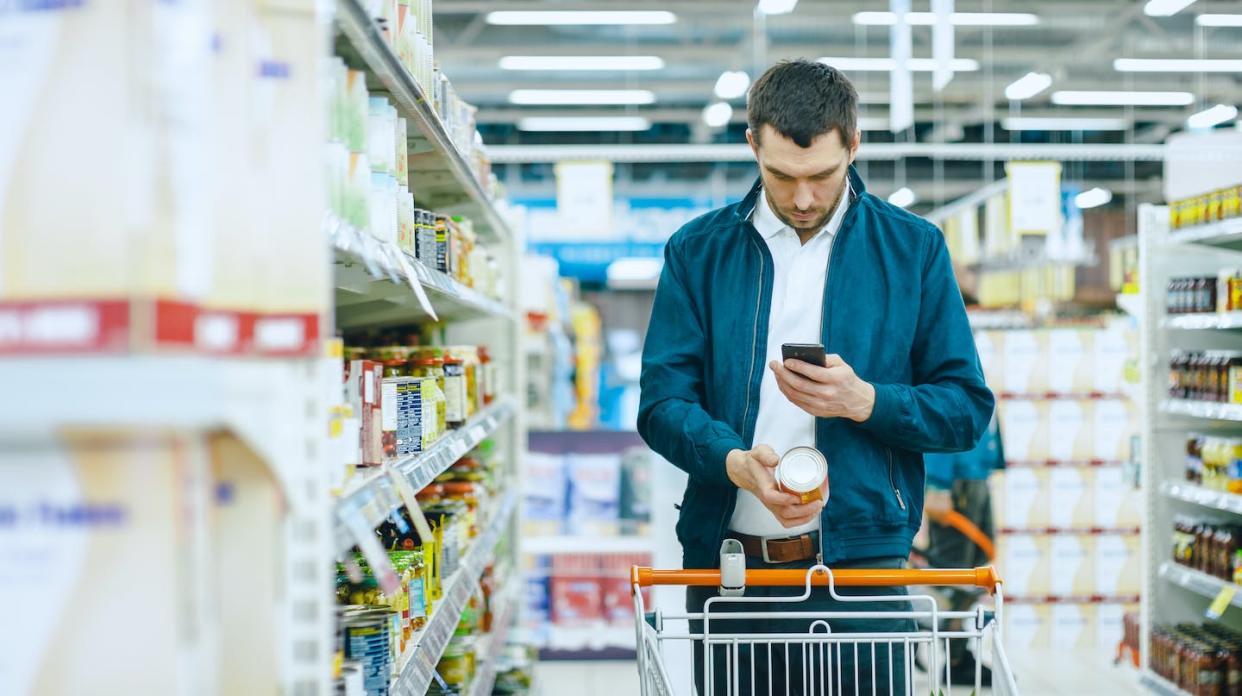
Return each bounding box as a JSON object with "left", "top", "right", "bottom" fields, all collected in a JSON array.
[{"left": 532, "top": 649, "right": 1144, "bottom": 695}]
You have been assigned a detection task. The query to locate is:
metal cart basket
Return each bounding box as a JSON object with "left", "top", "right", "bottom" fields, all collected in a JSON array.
[{"left": 631, "top": 552, "right": 1018, "bottom": 696}]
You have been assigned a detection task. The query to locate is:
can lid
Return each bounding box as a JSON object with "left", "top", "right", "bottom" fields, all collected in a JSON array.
[{"left": 779, "top": 447, "right": 826, "bottom": 492}]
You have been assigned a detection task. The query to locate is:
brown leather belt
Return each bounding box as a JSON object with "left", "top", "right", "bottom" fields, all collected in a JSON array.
[{"left": 727, "top": 530, "right": 820, "bottom": 564}]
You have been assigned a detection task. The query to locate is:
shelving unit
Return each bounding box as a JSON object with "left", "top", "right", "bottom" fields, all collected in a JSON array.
[
  {"left": 333, "top": 0, "right": 508, "bottom": 242},
  {"left": 466, "top": 578, "right": 522, "bottom": 696},
  {"left": 1139, "top": 187, "right": 1242, "bottom": 694},
  {"left": 333, "top": 398, "right": 516, "bottom": 554},
  {"left": 392, "top": 493, "right": 517, "bottom": 695},
  {"left": 523, "top": 535, "right": 654, "bottom": 555}
]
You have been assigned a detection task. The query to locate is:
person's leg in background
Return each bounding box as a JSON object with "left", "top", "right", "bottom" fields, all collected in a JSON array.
[{"left": 926, "top": 478, "right": 994, "bottom": 684}]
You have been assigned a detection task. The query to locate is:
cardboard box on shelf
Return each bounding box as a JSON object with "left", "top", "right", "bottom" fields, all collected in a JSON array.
[
  {"left": 566, "top": 453, "right": 622, "bottom": 537},
  {"left": 1004, "top": 604, "right": 1052, "bottom": 650},
  {"left": 1001, "top": 330, "right": 1049, "bottom": 394},
  {"left": 1094, "top": 534, "right": 1141, "bottom": 596},
  {"left": 344, "top": 360, "right": 383, "bottom": 467},
  {"left": 995, "top": 467, "right": 1050, "bottom": 529},
  {"left": 975, "top": 331, "right": 1005, "bottom": 394},
  {"left": 522, "top": 452, "right": 567, "bottom": 536},
  {"left": 1047, "top": 400, "right": 1094, "bottom": 461},
  {"left": 1093, "top": 399, "right": 1138, "bottom": 462},
  {"left": 1048, "top": 534, "right": 1095, "bottom": 597},
  {"left": 997, "top": 534, "right": 1051, "bottom": 596},
  {"left": 1047, "top": 329, "right": 1095, "bottom": 395},
  {"left": 1092, "top": 324, "right": 1133, "bottom": 395},
  {"left": 999, "top": 399, "right": 1050, "bottom": 462},
  {"left": 1093, "top": 466, "right": 1142, "bottom": 529},
  {"left": 1047, "top": 468, "right": 1094, "bottom": 529},
  {"left": 1051, "top": 604, "right": 1097, "bottom": 651}
]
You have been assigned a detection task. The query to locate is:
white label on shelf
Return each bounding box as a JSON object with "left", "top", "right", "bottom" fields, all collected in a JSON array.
[
  {"left": 393, "top": 248, "right": 439, "bottom": 321},
  {"left": 253, "top": 317, "right": 302, "bottom": 350},
  {"left": 194, "top": 312, "right": 239, "bottom": 351},
  {"left": 388, "top": 469, "right": 434, "bottom": 542},
  {"left": 469, "top": 425, "right": 488, "bottom": 443},
  {"left": 451, "top": 439, "right": 469, "bottom": 459}
]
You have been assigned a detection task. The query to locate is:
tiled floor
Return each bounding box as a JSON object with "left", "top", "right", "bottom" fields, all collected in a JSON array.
[{"left": 532, "top": 648, "right": 1147, "bottom": 695}]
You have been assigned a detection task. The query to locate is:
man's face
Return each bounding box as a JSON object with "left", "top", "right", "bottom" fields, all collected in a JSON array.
[{"left": 747, "top": 124, "right": 860, "bottom": 235}]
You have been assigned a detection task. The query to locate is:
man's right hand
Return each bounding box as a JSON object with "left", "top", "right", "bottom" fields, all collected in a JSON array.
[{"left": 726, "top": 445, "right": 825, "bottom": 529}]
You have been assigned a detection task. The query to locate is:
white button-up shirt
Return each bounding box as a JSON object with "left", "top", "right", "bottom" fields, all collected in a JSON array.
[{"left": 728, "top": 183, "right": 851, "bottom": 537}]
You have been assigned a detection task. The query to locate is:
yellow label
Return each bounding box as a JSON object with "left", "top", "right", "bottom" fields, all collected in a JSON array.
[
  {"left": 325, "top": 337, "right": 344, "bottom": 358},
  {"left": 1207, "top": 584, "right": 1236, "bottom": 620}
]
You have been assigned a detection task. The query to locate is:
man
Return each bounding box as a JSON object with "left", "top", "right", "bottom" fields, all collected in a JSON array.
[
  {"left": 637, "top": 60, "right": 994, "bottom": 695},
  {"left": 923, "top": 412, "right": 1005, "bottom": 685}
]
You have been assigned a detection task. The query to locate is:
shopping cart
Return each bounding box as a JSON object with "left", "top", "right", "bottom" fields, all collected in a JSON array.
[{"left": 631, "top": 543, "right": 1019, "bottom": 696}]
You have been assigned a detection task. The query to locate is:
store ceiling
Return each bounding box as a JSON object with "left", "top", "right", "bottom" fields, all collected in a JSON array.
[{"left": 431, "top": 0, "right": 1242, "bottom": 208}]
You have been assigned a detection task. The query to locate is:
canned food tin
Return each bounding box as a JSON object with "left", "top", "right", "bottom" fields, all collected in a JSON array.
[{"left": 776, "top": 446, "right": 828, "bottom": 504}]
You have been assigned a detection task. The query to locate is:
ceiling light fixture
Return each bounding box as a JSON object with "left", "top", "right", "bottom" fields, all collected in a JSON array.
[
  {"left": 757, "top": 0, "right": 798, "bottom": 15},
  {"left": 499, "top": 56, "right": 665, "bottom": 71},
  {"left": 1187, "top": 104, "right": 1240, "bottom": 130},
  {"left": 818, "top": 57, "right": 980, "bottom": 72},
  {"left": 1196, "top": 14, "right": 1242, "bottom": 26},
  {"left": 1142, "top": 0, "right": 1197, "bottom": 16},
  {"left": 1003, "top": 117, "right": 1128, "bottom": 131},
  {"left": 888, "top": 187, "right": 917, "bottom": 208},
  {"left": 714, "top": 71, "right": 751, "bottom": 100},
  {"left": 1004, "top": 72, "right": 1053, "bottom": 101},
  {"left": 509, "top": 89, "right": 656, "bottom": 106},
  {"left": 486, "top": 11, "right": 677, "bottom": 26},
  {"left": 702, "top": 102, "right": 734, "bottom": 128},
  {"left": 1114, "top": 58, "right": 1242, "bottom": 72},
  {"left": 1050, "top": 90, "right": 1194, "bottom": 106},
  {"left": 517, "top": 117, "right": 652, "bottom": 132},
  {"left": 852, "top": 11, "right": 1039, "bottom": 26},
  {"left": 1075, "top": 187, "right": 1113, "bottom": 209}
]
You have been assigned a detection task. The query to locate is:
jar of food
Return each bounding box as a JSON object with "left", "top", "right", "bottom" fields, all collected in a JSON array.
[
  {"left": 1189, "top": 436, "right": 1205, "bottom": 484},
  {"left": 478, "top": 345, "right": 496, "bottom": 405},
  {"left": 1228, "top": 355, "right": 1242, "bottom": 405},
  {"left": 1229, "top": 441, "right": 1242, "bottom": 495},
  {"left": 443, "top": 353, "right": 467, "bottom": 428},
  {"left": 412, "top": 357, "right": 447, "bottom": 443}
]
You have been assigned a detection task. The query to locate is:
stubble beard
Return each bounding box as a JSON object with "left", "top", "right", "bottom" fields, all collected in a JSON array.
[{"left": 770, "top": 176, "right": 848, "bottom": 237}]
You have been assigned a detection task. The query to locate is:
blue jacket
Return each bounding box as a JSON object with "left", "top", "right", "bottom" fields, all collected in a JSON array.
[
  {"left": 924, "top": 414, "right": 1006, "bottom": 490},
  {"left": 637, "top": 167, "right": 994, "bottom": 569}
]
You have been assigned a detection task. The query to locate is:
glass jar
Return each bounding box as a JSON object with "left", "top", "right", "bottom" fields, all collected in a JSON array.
[
  {"left": 412, "top": 357, "right": 447, "bottom": 443},
  {"left": 443, "top": 353, "right": 467, "bottom": 428}
]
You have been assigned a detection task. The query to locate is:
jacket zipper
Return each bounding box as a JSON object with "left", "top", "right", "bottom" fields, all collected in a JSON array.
[
  {"left": 741, "top": 234, "right": 765, "bottom": 441},
  {"left": 886, "top": 447, "right": 907, "bottom": 510}
]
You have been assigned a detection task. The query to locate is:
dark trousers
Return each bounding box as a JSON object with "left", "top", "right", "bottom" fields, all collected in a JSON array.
[
  {"left": 927, "top": 479, "right": 993, "bottom": 664},
  {"left": 687, "top": 554, "right": 915, "bottom": 696}
]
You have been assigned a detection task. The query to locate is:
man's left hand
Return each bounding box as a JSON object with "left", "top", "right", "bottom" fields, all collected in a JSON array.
[{"left": 770, "top": 354, "right": 876, "bottom": 422}]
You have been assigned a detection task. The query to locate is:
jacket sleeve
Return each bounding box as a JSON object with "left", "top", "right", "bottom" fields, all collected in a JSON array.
[
  {"left": 637, "top": 237, "right": 745, "bottom": 487},
  {"left": 858, "top": 226, "right": 995, "bottom": 453}
]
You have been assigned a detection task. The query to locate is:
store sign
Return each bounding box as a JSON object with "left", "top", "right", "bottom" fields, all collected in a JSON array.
[
  {"left": 1007, "top": 161, "right": 1063, "bottom": 236},
  {"left": 555, "top": 160, "right": 614, "bottom": 238}
]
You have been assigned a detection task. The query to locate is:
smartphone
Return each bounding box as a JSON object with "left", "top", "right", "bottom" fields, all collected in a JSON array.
[{"left": 781, "top": 343, "right": 827, "bottom": 367}]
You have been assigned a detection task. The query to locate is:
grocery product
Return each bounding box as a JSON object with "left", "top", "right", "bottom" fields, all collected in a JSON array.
[
  {"left": 1150, "top": 622, "right": 1242, "bottom": 695},
  {"left": 443, "top": 353, "right": 467, "bottom": 428},
  {"left": 1169, "top": 351, "right": 1242, "bottom": 403},
  {"left": 1169, "top": 183, "right": 1242, "bottom": 230},
  {"left": 1184, "top": 435, "right": 1242, "bottom": 493},
  {"left": 1172, "top": 515, "right": 1242, "bottom": 581},
  {"left": 776, "top": 446, "right": 828, "bottom": 503}
]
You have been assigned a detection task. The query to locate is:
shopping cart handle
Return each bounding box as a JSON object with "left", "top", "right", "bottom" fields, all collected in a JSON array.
[{"left": 631, "top": 565, "right": 1002, "bottom": 594}]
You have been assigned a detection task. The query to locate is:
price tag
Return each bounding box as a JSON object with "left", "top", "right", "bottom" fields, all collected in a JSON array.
[
  {"left": 1207, "top": 584, "right": 1237, "bottom": 620},
  {"left": 469, "top": 425, "right": 488, "bottom": 443},
  {"left": 451, "top": 438, "right": 470, "bottom": 460},
  {"left": 391, "top": 246, "right": 439, "bottom": 321},
  {"left": 388, "top": 468, "right": 435, "bottom": 543}
]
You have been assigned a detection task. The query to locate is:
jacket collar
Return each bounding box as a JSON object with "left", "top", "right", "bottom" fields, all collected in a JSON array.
[{"left": 733, "top": 163, "right": 868, "bottom": 223}]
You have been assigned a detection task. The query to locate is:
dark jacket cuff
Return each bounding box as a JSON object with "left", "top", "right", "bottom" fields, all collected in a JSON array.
[
  {"left": 701, "top": 434, "right": 745, "bottom": 488},
  {"left": 859, "top": 382, "right": 906, "bottom": 436}
]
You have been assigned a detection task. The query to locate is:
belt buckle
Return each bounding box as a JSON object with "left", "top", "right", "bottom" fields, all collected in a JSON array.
[{"left": 759, "top": 534, "right": 785, "bottom": 564}]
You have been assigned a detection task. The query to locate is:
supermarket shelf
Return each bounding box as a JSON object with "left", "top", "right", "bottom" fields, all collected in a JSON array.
[
  {"left": 970, "top": 250, "right": 1098, "bottom": 273},
  {"left": 333, "top": 397, "right": 516, "bottom": 555},
  {"left": 1160, "top": 479, "right": 1242, "bottom": 516},
  {"left": 466, "top": 579, "right": 521, "bottom": 696},
  {"left": 1142, "top": 671, "right": 1191, "bottom": 696},
  {"left": 1159, "top": 562, "right": 1242, "bottom": 611},
  {"left": 333, "top": 229, "right": 513, "bottom": 328},
  {"left": 392, "top": 491, "right": 516, "bottom": 696},
  {"left": 999, "top": 527, "right": 1140, "bottom": 535},
  {"left": 333, "top": 0, "right": 510, "bottom": 243},
  {"left": 1160, "top": 398, "right": 1242, "bottom": 423},
  {"left": 1164, "top": 218, "right": 1242, "bottom": 252},
  {"left": 1006, "top": 459, "right": 1125, "bottom": 468},
  {"left": 523, "top": 536, "right": 653, "bottom": 555},
  {"left": 1162, "top": 312, "right": 1242, "bottom": 330},
  {"left": 998, "top": 391, "right": 1128, "bottom": 401}
]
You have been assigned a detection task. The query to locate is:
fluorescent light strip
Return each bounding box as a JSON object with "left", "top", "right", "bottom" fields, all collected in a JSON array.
[
  {"left": 1197, "top": 14, "right": 1242, "bottom": 27},
  {"left": 888, "top": 187, "right": 917, "bottom": 208},
  {"left": 1143, "top": 0, "right": 1197, "bottom": 16},
  {"left": 509, "top": 89, "right": 656, "bottom": 106},
  {"left": 1003, "top": 117, "right": 1128, "bottom": 131},
  {"left": 819, "top": 57, "right": 980, "bottom": 72},
  {"left": 1050, "top": 90, "right": 1194, "bottom": 106},
  {"left": 853, "top": 11, "right": 1040, "bottom": 26},
  {"left": 1004, "top": 72, "right": 1052, "bottom": 101},
  {"left": 702, "top": 102, "right": 733, "bottom": 128},
  {"left": 486, "top": 11, "right": 676, "bottom": 25},
  {"left": 757, "top": 0, "right": 798, "bottom": 15},
  {"left": 714, "top": 70, "right": 751, "bottom": 100},
  {"left": 1075, "top": 187, "right": 1113, "bottom": 209},
  {"left": 499, "top": 56, "right": 665, "bottom": 71},
  {"left": 1188, "top": 104, "right": 1240, "bottom": 129},
  {"left": 1115, "top": 58, "right": 1242, "bottom": 72},
  {"left": 518, "top": 116, "right": 652, "bottom": 132}
]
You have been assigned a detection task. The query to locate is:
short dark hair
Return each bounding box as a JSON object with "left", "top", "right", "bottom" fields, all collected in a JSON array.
[{"left": 747, "top": 60, "right": 858, "bottom": 148}]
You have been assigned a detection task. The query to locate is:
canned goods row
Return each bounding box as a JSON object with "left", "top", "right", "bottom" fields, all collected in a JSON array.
[
  {"left": 1167, "top": 271, "right": 1242, "bottom": 315},
  {"left": 1168, "top": 351, "right": 1242, "bottom": 404},
  {"left": 1151, "top": 621, "right": 1242, "bottom": 696},
  {"left": 1169, "top": 184, "right": 1242, "bottom": 230}
]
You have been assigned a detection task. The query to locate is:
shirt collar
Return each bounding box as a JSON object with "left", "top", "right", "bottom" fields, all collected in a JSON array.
[{"left": 752, "top": 180, "right": 853, "bottom": 241}]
